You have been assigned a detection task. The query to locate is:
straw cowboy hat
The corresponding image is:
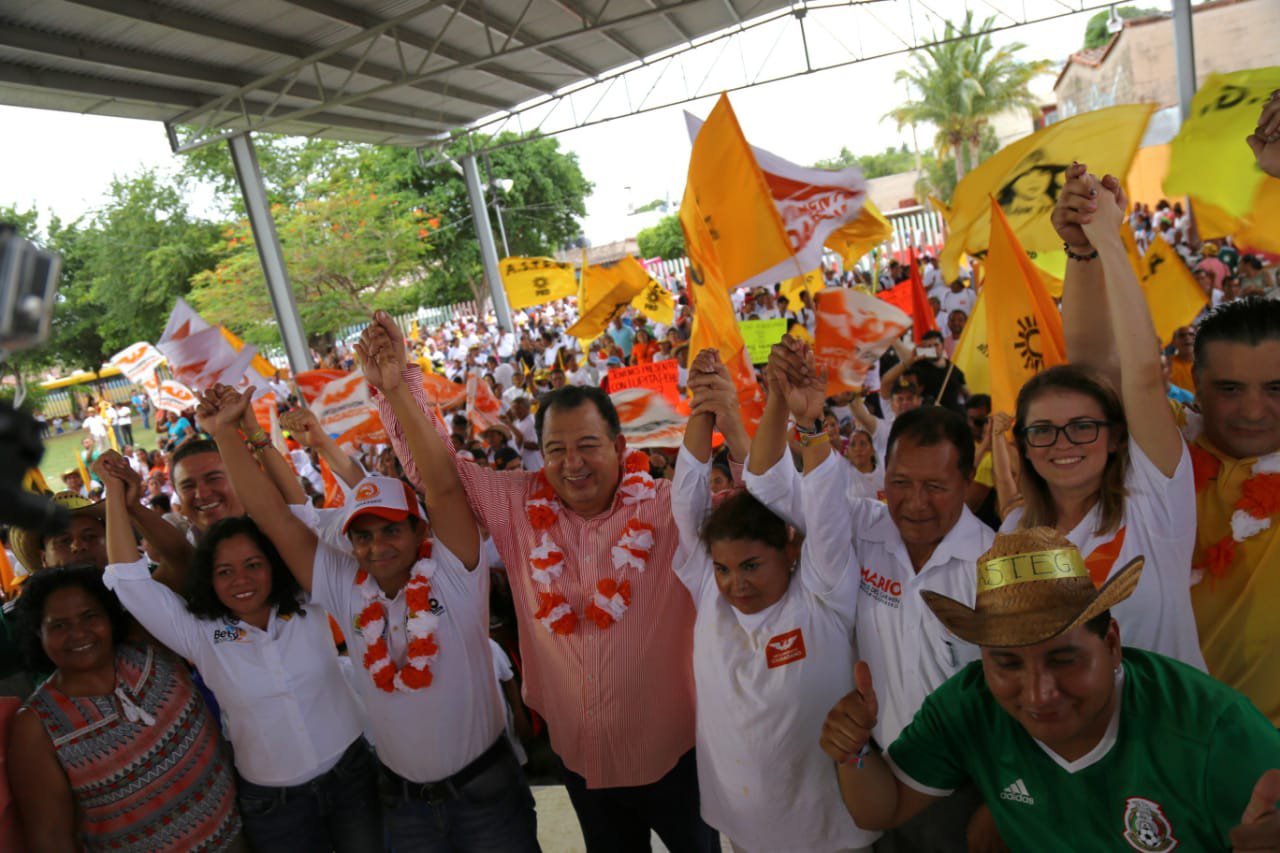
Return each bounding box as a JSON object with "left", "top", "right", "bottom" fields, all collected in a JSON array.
[
  {"left": 921, "top": 527, "right": 1143, "bottom": 648},
  {"left": 10, "top": 491, "right": 107, "bottom": 577}
]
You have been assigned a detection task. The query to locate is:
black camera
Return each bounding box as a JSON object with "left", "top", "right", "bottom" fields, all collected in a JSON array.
[{"left": 0, "top": 224, "right": 67, "bottom": 534}]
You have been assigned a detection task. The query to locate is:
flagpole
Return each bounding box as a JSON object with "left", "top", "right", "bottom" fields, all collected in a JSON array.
[{"left": 934, "top": 359, "right": 958, "bottom": 407}]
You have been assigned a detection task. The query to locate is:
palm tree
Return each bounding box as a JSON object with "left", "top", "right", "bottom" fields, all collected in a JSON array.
[{"left": 887, "top": 12, "right": 1051, "bottom": 182}]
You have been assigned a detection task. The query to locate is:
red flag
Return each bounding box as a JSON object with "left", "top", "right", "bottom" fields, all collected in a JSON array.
[{"left": 878, "top": 250, "right": 938, "bottom": 344}]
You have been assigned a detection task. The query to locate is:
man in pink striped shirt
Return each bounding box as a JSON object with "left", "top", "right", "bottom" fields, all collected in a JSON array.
[{"left": 360, "top": 314, "right": 717, "bottom": 852}]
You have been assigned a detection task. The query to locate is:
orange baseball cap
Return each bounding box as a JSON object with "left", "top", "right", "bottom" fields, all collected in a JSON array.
[{"left": 342, "top": 476, "right": 426, "bottom": 534}]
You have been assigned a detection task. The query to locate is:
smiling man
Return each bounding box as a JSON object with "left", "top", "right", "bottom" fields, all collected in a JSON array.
[
  {"left": 1187, "top": 297, "right": 1280, "bottom": 725},
  {"left": 820, "top": 528, "right": 1280, "bottom": 852},
  {"left": 361, "top": 313, "right": 715, "bottom": 852},
  {"left": 171, "top": 440, "right": 246, "bottom": 534},
  {"left": 748, "top": 336, "right": 995, "bottom": 852}
]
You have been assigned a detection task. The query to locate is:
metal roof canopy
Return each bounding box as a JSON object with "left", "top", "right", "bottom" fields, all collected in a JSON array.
[
  {"left": 0, "top": 0, "right": 798, "bottom": 152},
  {"left": 0, "top": 0, "right": 1190, "bottom": 367}
]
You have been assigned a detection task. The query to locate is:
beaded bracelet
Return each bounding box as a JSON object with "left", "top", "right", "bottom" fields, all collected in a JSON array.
[
  {"left": 793, "top": 428, "right": 830, "bottom": 448},
  {"left": 1063, "top": 242, "right": 1099, "bottom": 262}
]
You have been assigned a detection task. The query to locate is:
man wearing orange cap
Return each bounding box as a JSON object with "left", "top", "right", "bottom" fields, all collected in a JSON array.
[{"left": 820, "top": 529, "right": 1280, "bottom": 851}]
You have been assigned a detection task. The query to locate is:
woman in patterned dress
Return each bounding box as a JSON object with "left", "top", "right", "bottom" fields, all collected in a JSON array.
[{"left": 6, "top": 565, "right": 243, "bottom": 852}]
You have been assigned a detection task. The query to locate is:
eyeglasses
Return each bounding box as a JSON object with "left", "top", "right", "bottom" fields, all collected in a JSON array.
[{"left": 1020, "top": 419, "right": 1111, "bottom": 448}]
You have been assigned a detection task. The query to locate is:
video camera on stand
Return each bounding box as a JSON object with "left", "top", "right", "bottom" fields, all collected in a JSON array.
[{"left": 0, "top": 223, "right": 66, "bottom": 534}]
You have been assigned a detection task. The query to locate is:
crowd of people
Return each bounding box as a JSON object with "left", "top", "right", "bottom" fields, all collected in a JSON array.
[{"left": 0, "top": 94, "right": 1278, "bottom": 853}]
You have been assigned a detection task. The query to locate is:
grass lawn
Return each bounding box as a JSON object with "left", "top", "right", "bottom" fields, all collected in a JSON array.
[{"left": 35, "top": 427, "right": 165, "bottom": 491}]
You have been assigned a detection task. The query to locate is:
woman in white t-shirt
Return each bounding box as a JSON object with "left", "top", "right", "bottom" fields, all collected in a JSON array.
[
  {"left": 671, "top": 348, "right": 875, "bottom": 853},
  {"left": 994, "top": 163, "right": 1205, "bottom": 669},
  {"left": 100, "top": 496, "right": 380, "bottom": 852}
]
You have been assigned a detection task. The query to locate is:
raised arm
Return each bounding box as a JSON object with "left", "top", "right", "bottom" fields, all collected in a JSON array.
[
  {"left": 239, "top": 397, "right": 307, "bottom": 506},
  {"left": 197, "top": 386, "right": 320, "bottom": 593},
  {"left": 685, "top": 348, "right": 751, "bottom": 464},
  {"left": 91, "top": 451, "right": 193, "bottom": 593},
  {"left": 878, "top": 339, "right": 916, "bottom": 400},
  {"left": 281, "top": 407, "right": 366, "bottom": 489},
  {"left": 748, "top": 335, "right": 807, "bottom": 474},
  {"left": 988, "top": 412, "right": 1023, "bottom": 521},
  {"left": 1080, "top": 172, "right": 1185, "bottom": 477},
  {"left": 358, "top": 314, "right": 479, "bottom": 570},
  {"left": 1054, "top": 162, "right": 1125, "bottom": 387}
]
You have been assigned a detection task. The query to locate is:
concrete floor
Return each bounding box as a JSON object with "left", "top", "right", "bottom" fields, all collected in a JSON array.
[{"left": 533, "top": 785, "right": 732, "bottom": 853}]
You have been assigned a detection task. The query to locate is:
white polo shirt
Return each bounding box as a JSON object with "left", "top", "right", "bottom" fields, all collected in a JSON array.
[
  {"left": 309, "top": 538, "right": 504, "bottom": 783},
  {"left": 1002, "top": 441, "right": 1206, "bottom": 670},
  {"left": 671, "top": 449, "right": 878, "bottom": 852},
  {"left": 746, "top": 452, "right": 993, "bottom": 747},
  {"left": 104, "top": 558, "right": 364, "bottom": 787}
]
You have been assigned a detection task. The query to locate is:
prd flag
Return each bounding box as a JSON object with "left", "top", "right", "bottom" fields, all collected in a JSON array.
[
  {"left": 1164, "top": 67, "right": 1280, "bottom": 218},
  {"left": 683, "top": 93, "right": 868, "bottom": 291},
  {"left": 939, "top": 104, "right": 1154, "bottom": 281},
  {"left": 630, "top": 278, "right": 676, "bottom": 326},
  {"left": 500, "top": 257, "right": 578, "bottom": 310},
  {"left": 567, "top": 256, "right": 654, "bottom": 342},
  {"left": 824, "top": 200, "right": 894, "bottom": 268},
  {"left": 1119, "top": 224, "right": 1208, "bottom": 346},
  {"left": 983, "top": 198, "right": 1067, "bottom": 416},
  {"left": 952, "top": 287, "right": 990, "bottom": 397}
]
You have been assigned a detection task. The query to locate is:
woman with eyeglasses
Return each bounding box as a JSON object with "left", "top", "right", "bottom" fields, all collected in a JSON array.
[{"left": 992, "top": 161, "right": 1207, "bottom": 670}]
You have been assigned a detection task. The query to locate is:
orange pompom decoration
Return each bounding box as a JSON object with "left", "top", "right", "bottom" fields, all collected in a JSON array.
[
  {"left": 584, "top": 602, "right": 614, "bottom": 629},
  {"left": 398, "top": 665, "right": 434, "bottom": 690},
  {"left": 1200, "top": 536, "right": 1237, "bottom": 580},
  {"left": 371, "top": 664, "right": 396, "bottom": 693},
  {"left": 362, "top": 637, "right": 389, "bottom": 670},
  {"left": 625, "top": 451, "right": 650, "bottom": 474},
  {"left": 1239, "top": 472, "right": 1280, "bottom": 520},
  {"left": 528, "top": 504, "right": 558, "bottom": 530}
]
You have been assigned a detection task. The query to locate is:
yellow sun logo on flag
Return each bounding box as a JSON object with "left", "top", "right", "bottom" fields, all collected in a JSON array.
[{"left": 1013, "top": 316, "right": 1043, "bottom": 371}]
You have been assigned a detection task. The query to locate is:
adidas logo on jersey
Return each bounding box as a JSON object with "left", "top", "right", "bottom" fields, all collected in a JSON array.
[{"left": 999, "top": 778, "right": 1035, "bottom": 805}]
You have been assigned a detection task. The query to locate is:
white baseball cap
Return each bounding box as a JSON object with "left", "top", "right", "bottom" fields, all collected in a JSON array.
[{"left": 341, "top": 476, "right": 426, "bottom": 534}]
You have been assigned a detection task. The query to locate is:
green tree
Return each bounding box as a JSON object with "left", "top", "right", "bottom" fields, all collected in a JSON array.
[
  {"left": 366, "top": 133, "right": 591, "bottom": 307},
  {"left": 886, "top": 12, "right": 1051, "bottom": 182},
  {"left": 636, "top": 214, "right": 685, "bottom": 260},
  {"left": 815, "top": 145, "right": 917, "bottom": 178},
  {"left": 76, "top": 171, "right": 222, "bottom": 354},
  {"left": 189, "top": 152, "right": 428, "bottom": 348},
  {"left": 178, "top": 135, "right": 357, "bottom": 216},
  {"left": 917, "top": 126, "right": 1001, "bottom": 204},
  {"left": 1083, "top": 7, "right": 1158, "bottom": 49}
]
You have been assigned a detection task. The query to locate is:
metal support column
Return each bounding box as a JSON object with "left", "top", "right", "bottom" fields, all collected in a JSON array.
[
  {"left": 1172, "top": 0, "right": 1197, "bottom": 122},
  {"left": 461, "top": 153, "right": 513, "bottom": 332},
  {"left": 227, "top": 133, "right": 312, "bottom": 374}
]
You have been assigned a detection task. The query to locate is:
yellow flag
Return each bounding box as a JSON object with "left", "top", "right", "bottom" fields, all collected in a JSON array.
[
  {"left": 682, "top": 94, "right": 793, "bottom": 292},
  {"left": 500, "top": 257, "right": 578, "bottom": 311},
  {"left": 1119, "top": 224, "right": 1208, "bottom": 346},
  {"left": 824, "top": 201, "right": 893, "bottom": 268},
  {"left": 984, "top": 198, "right": 1067, "bottom": 416},
  {"left": 1192, "top": 177, "right": 1280, "bottom": 256},
  {"left": 952, "top": 287, "right": 990, "bottom": 397},
  {"left": 779, "top": 268, "right": 825, "bottom": 306},
  {"left": 939, "top": 104, "right": 1154, "bottom": 281},
  {"left": 1164, "top": 67, "right": 1280, "bottom": 218},
  {"left": 630, "top": 277, "right": 676, "bottom": 326},
  {"left": 566, "top": 256, "right": 652, "bottom": 342}
]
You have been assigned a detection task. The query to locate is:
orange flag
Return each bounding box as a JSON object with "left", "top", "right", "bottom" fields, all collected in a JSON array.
[
  {"left": 984, "top": 198, "right": 1067, "bottom": 415},
  {"left": 877, "top": 249, "right": 939, "bottom": 343}
]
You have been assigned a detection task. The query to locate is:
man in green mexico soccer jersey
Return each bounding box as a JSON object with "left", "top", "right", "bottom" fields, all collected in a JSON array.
[{"left": 820, "top": 527, "right": 1280, "bottom": 852}]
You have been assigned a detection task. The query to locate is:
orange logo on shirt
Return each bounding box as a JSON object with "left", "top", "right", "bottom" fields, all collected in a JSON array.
[
  {"left": 765, "top": 628, "right": 806, "bottom": 668},
  {"left": 355, "top": 482, "right": 380, "bottom": 501}
]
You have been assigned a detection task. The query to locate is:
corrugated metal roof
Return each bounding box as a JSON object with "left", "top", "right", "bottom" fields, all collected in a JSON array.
[{"left": 0, "top": 0, "right": 795, "bottom": 148}]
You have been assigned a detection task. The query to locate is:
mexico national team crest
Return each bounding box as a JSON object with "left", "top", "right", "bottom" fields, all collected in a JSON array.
[{"left": 1122, "top": 797, "right": 1178, "bottom": 852}]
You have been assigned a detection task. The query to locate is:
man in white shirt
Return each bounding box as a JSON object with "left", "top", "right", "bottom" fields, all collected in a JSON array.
[
  {"left": 506, "top": 396, "right": 542, "bottom": 472},
  {"left": 83, "top": 410, "right": 109, "bottom": 453},
  {"left": 748, "top": 338, "right": 998, "bottom": 852},
  {"left": 923, "top": 254, "right": 946, "bottom": 302},
  {"left": 940, "top": 279, "right": 976, "bottom": 319}
]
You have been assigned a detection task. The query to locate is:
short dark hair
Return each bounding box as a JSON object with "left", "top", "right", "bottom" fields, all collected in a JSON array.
[
  {"left": 188, "top": 517, "right": 304, "bottom": 622},
  {"left": 1082, "top": 609, "right": 1112, "bottom": 640},
  {"left": 921, "top": 329, "right": 944, "bottom": 344},
  {"left": 700, "top": 490, "right": 788, "bottom": 551},
  {"left": 14, "top": 564, "right": 130, "bottom": 672},
  {"left": 150, "top": 494, "right": 172, "bottom": 513},
  {"left": 1193, "top": 297, "right": 1280, "bottom": 373},
  {"left": 966, "top": 393, "right": 992, "bottom": 412},
  {"left": 170, "top": 438, "right": 220, "bottom": 476},
  {"left": 885, "top": 406, "right": 975, "bottom": 476},
  {"left": 534, "top": 385, "right": 622, "bottom": 443}
]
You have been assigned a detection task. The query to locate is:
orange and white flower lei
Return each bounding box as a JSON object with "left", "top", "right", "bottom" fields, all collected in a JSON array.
[
  {"left": 355, "top": 544, "right": 440, "bottom": 692},
  {"left": 528, "top": 449, "right": 657, "bottom": 634},
  {"left": 1190, "top": 444, "right": 1280, "bottom": 583}
]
